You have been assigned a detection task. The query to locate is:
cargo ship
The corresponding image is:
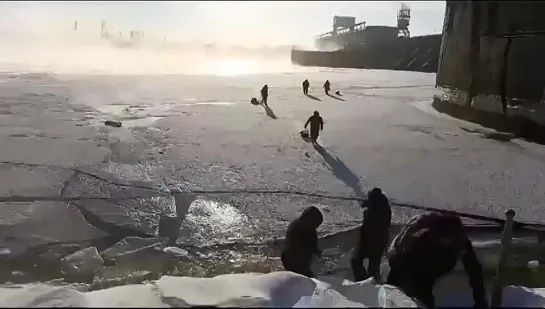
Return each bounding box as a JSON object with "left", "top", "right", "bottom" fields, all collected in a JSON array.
[{"left": 291, "top": 3, "right": 443, "bottom": 73}]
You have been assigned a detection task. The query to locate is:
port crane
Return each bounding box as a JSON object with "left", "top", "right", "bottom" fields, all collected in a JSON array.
[{"left": 397, "top": 3, "right": 411, "bottom": 38}]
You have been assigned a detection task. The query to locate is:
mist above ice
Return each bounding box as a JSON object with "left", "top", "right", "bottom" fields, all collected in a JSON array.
[
  {"left": 0, "top": 36, "right": 303, "bottom": 76},
  {"left": 0, "top": 2, "right": 318, "bottom": 76},
  {"left": 0, "top": 1, "right": 446, "bottom": 76}
]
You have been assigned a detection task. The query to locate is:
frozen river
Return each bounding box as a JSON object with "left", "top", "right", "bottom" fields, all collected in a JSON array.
[{"left": 1, "top": 46, "right": 545, "bottom": 277}]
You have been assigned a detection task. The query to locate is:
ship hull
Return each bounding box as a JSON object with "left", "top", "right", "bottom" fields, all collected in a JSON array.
[{"left": 291, "top": 34, "right": 442, "bottom": 74}]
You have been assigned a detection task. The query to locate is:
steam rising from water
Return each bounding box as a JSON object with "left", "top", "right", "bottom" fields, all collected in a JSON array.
[{"left": 0, "top": 38, "right": 305, "bottom": 76}]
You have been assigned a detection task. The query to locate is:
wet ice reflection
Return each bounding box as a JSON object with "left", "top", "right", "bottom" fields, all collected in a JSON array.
[{"left": 179, "top": 198, "right": 255, "bottom": 247}]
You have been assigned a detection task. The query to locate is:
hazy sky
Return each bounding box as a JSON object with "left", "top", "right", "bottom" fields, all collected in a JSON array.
[{"left": 0, "top": 1, "right": 446, "bottom": 47}]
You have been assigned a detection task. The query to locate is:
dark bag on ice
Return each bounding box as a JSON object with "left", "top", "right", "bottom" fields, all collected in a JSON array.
[
  {"left": 251, "top": 97, "right": 260, "bottom": 105},
  {"left": 299, "top": 129, "right": 310, "bottom": 140}
]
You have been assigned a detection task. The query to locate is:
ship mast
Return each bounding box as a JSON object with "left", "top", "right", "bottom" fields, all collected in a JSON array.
[{"left": 397, "top": 3, "right": 411, "bottom": 38}]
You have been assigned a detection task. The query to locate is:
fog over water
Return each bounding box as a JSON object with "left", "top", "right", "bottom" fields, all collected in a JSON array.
[{"left": 0, "top": 1, "right": 446, "bottom": 75}]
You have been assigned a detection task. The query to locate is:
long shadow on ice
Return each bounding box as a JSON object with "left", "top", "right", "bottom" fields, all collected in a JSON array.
[
  {"left": 327, "top": 94, "right": 345, "bottom": 101},
  {"left": 313, "top": 143, "right": 365, "bottom": 198},
  {"left": 306, "top": 94, "right": 321, "bottom": 101},
  {"left": 263, "top": 104, "right": 278, "bottom": 119}
]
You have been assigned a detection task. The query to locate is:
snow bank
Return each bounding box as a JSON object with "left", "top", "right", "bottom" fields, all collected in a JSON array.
[
  {"left": 438, "top": 286, "right": 545, "bottom": 308},
  {"left": 0, "top": 271, "right": 544, "bottom": 307}
]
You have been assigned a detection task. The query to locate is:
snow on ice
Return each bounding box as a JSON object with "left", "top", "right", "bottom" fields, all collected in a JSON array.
[{"left": 0, "top": 271, "right": 544, "bottom": 307}]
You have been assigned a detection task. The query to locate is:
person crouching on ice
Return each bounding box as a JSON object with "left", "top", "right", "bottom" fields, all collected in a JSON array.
[
  {"left": 281, "top": 206, "right": 323, "bottom": 278},
  {"left": 386, "top": 212, "right": 488, "bottom": 308}
]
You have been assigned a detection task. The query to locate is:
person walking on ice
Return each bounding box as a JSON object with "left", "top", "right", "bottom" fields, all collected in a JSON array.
[
  {"left": 304, "top": 111, "right": 324, "bottom": 145},
  {"left": 323, "top": 80, "right": 331, "bottom": 95},
  {"left": 302, "top": 79, "right": 310, "bottom": 95},
  {"left": 261, "top": 84, "right": 269, "bottom": 107}
]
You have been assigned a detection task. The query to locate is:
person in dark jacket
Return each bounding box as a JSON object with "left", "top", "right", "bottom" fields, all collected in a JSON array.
[
  {"left": 302, "top": 79, "right": 310, "bottom": 95},
  {"left": 323, "top": 80, "right": 331, "bottom": 95},
  {"left": 386, "top": 212, "right": 488, "bottom": 308},
  {"left": 350, "top": 188, "right": 392, "bottom": 282},
  {"left": 261, "top": 84, "right": 269, "bottom": 106},
  {"left": 304, "top": 111, "right": 324, "bottom": 144},
  {"left": 281, "top": 206, "right": 324, "bottom": 278}
]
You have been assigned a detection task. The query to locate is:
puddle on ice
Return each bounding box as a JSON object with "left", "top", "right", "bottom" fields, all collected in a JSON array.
[{"left": 180, "top": 198, "right": 255, "bottom": 247}]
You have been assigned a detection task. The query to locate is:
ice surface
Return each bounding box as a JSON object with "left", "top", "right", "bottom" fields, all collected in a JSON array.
[
  {"left": 2, "top": 47, "right": 545, "bottom": 307},
  {"left": 0, "top": 271, "right": 544, "bottom": 308}
]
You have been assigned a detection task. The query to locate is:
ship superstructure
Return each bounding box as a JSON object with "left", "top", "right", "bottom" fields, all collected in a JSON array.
[
  {"left": 314, "top": 3, "right": 412, "bottom": 51},
  {"left": 291, "top": 3, "right": 442, "bottom": 73}
]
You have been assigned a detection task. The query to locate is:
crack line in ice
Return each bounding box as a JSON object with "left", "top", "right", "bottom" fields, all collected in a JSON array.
[
  {"left": 1, "top": 160, "right": 544, "bottom": 230},
  {"left": 0, "top": 187, "right": 541, "bottom": 232}
]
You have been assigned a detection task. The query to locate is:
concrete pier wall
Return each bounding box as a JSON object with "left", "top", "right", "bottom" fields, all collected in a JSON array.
[
  {"left": 435, "top": 1, "right": 472, "bottom": 93},
  {"left": 435, "top": 1, "right": 545, "bottom": 127}
]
